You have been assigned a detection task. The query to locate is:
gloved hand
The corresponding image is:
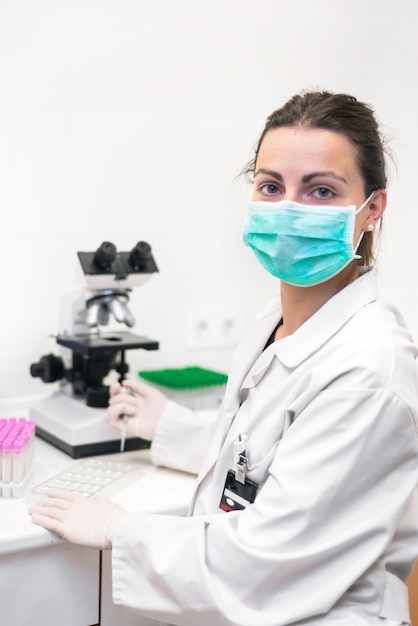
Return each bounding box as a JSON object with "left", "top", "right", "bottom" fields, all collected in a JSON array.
[
  {"left": 28, "top": 488, "right": 128, "bottom": 549},
  {"left": 108, "top": 379, "right": 168, "bottom": 441}
]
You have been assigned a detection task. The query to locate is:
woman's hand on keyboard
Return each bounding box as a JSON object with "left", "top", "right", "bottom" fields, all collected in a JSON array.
[{"left": 29, "top": 488, "right": 128, "bottom": 549}]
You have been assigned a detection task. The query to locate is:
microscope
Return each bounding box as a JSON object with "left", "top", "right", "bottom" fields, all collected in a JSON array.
[{"left": 29, "top": 241, "right": 159, "bottom": 458}]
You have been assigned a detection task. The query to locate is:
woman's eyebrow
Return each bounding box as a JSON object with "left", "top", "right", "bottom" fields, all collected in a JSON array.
[
  {"left": 301, "top": 171, "right": 348, "bottom": 184},
  {"left": 254, "top": 168, "right": 283, "bottom": 182}
]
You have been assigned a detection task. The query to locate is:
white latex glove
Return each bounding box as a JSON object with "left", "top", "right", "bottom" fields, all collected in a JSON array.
[
  {"left": 107, "top": 379, "right": 168, "bottom": 441},
  {"left": 28, "top": 488, "right": 128, "bottom": 549}
]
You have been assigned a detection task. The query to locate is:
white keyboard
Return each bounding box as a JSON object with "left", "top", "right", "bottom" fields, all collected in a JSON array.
[{"left": 31, "top": 458, "right": 144, "bottom": 500}]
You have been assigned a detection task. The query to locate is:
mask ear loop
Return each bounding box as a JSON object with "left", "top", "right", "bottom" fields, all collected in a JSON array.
[{"left": 353, "top": 191, "right": 375, "bottom": 259}]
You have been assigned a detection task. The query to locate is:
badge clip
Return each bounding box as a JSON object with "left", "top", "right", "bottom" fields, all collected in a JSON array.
[{"left": 234, "top": 453, "right": 248, "bottom": 485}]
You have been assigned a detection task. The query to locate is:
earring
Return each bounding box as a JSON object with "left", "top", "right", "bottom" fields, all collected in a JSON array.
[{"left": 367, "top": 224, "right": 374, "bottom": 232}]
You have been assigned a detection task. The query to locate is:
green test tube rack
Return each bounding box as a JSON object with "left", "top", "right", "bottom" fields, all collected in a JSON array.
[{"left": 138, "top": 366, "right": 228, "bottom": 410}]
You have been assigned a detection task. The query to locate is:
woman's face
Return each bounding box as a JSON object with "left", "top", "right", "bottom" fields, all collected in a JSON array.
[{"left": 252, "top": 126, "right": 385, "bottom": 245}]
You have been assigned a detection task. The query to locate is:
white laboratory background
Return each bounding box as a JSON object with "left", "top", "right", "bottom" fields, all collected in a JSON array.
[{"left": 0, "top": 0, "right": 417, "bottom": 401}]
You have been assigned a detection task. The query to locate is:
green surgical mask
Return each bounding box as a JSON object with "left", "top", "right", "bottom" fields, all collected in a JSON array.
[{"left": 243, "top": 194, "right": 373, "bottom": 287}]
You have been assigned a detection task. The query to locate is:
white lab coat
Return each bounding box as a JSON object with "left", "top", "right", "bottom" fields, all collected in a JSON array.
[{"left": 112, "top": 269, "right": 418, "bottom": 626}]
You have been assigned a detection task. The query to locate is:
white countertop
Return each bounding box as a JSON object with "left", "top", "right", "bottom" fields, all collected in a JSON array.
[{"left": 0, "top": 435, "right": 197, "bottom": 557}]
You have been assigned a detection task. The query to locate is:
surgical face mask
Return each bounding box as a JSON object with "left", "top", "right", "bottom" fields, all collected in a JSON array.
[{"left": 242, "top": 194, "right": 373, "bottom": 287}]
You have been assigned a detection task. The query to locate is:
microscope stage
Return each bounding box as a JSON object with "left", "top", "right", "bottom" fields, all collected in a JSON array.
[{"left": 56, "top": 331, "right": 159, "bottom": 355}]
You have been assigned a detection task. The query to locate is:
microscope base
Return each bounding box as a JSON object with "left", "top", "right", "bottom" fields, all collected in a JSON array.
[{"left": 30, "top": 391, "right": 150, "bottom": 459}]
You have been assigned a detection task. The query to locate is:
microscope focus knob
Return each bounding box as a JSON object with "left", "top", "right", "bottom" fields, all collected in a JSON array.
[
  {"left": 86, "top": 385, "right": 110, "bottom": 408},
  {"left": 129, "top": 241, "right": 152, "bottom": 270},
  {"left": 94, "top": 241, "right": 117, "bottom": 271},
  {"left": 30, "top": 353, "right": 65, "bottom": 383}
]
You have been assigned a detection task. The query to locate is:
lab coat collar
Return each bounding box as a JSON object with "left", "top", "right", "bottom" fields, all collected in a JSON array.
[{"left": 246, "top": 268, "right": 378, "bottom": 378}]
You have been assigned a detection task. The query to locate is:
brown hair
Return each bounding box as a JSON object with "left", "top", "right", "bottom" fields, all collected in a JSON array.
[{"left": 242, "top": 91, "right": 388, "bottom": 266}]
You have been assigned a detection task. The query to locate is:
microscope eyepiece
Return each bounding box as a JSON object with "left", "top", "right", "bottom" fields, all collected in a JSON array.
[
  {"left": 129, "top": 241, "right": 152, "bottom": 270},
  {"left": 94, "top": 241, "right": 117, "bottom": 270}
]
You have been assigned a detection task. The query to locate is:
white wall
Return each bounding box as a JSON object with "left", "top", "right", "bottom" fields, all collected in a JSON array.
[{"left": 1, "top": 0, "right": 417, "bottom": 400}]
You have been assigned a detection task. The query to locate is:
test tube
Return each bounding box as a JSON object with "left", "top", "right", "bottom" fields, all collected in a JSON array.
[
  {"left": 2, "top": 441, "right": 12, "bottom": 498},
  {"left": 25, "top": 421, "right": 36, "bottom": 468},
  {"left": 25, "top": 422, "right": 35, "bottom": 475},
  {"left": 12, "top": 439, "right": 24, "bottom": 497}
]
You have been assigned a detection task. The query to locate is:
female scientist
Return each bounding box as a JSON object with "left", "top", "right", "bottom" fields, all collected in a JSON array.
[{"left": 30, "top": 91, "right": 418, "bottom": 626}]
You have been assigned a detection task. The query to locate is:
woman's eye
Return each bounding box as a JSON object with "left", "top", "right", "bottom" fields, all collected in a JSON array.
[
  {"left": 313, "top": 187, "right": 333, "bottom": 200},
  {"left": 260, "top": 183, "right": 280, "bottom": 195}
]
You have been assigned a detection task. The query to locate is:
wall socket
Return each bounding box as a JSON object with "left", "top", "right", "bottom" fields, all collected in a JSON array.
[{"left": 186, "top": 306, "right": 242, "bottom": 349}]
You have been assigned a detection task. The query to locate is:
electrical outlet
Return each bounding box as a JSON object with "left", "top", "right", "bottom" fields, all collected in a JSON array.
[{"left": 186, "top": 306, "right": 242, "bottom": 349}]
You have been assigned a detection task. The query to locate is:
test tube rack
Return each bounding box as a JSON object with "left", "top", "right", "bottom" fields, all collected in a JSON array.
[{"left": 0, "top": 418, "right": 36, "bottom": 498}]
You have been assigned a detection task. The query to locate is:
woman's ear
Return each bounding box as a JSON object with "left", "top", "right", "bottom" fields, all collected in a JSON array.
[{"left": 363, "top": 189, "right": 387, "bottom": 231}]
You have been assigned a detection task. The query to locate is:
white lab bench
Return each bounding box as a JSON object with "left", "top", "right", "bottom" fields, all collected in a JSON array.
[{"left": 0, "top": 405, "right": 197, "bottom": 626}]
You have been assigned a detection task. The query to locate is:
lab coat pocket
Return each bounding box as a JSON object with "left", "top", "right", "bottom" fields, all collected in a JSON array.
[
  {"left": 246, "top": 439, "right": 281, "bottom": 487},
  {"left": 379, "top": 570, "right": 410, "bottom": 624}
]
